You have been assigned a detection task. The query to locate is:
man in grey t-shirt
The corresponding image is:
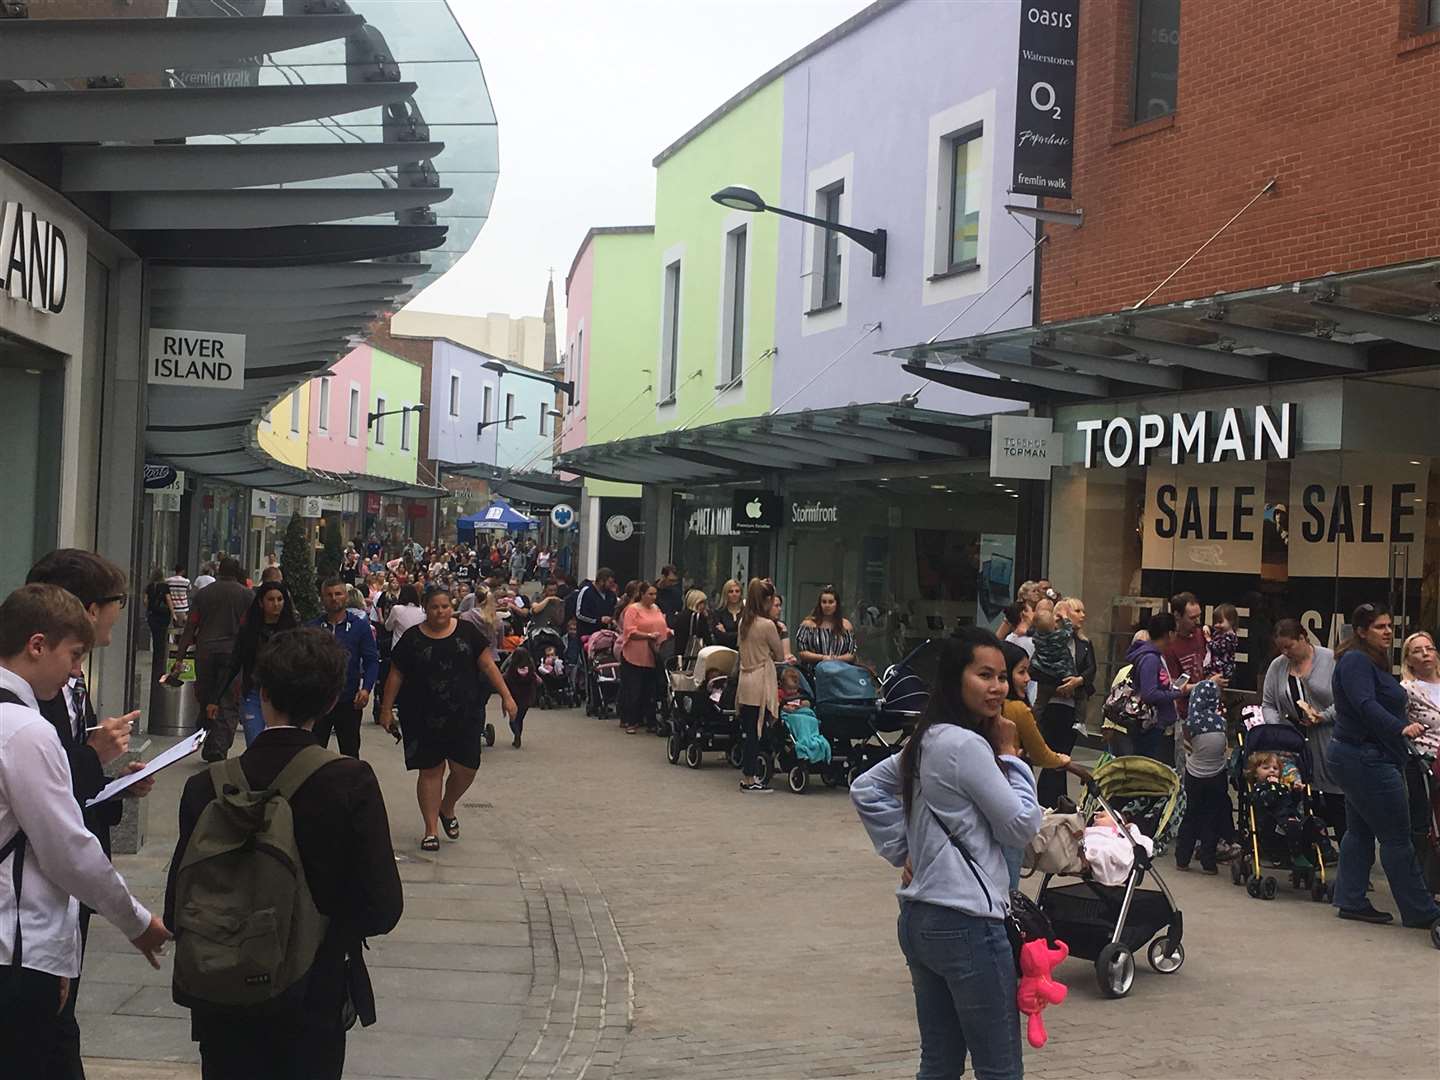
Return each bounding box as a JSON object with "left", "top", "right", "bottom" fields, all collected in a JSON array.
[{"left": 167, "top": 557, "right": 255, "bottom": 760}]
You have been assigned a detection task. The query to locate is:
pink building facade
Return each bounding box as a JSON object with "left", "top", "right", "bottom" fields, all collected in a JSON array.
[{"left": 307, "top": 342, "right": 371, "bottom": 473}]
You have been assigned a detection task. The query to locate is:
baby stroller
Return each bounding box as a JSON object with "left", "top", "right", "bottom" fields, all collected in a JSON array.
[
  {"left": 769, "top": 665, "right": 848, "bottom": 794},
  {"left": 585, "top": 629, "right": 622, "bottom": 720},
  {"left": 1037, "top": 760, "right": 1186, "bottom": 999},
  {"left": 878, "top": 640, "right": 932, "bottom": 722},
  {"left": 666, "top": 645, "right": 744, "bottom": 770},
  {"left": 525, "top": 625, "right": 572, "bottom": 709},
  {"left": 1229, "top": 721, "right": 1333, "bottom": 902},
  {"left": 1407, "top": 745, "right": 1440, "bottom": 896}
]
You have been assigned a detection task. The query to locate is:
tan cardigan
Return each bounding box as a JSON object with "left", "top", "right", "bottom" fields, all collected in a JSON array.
[{"left": 737, "top": 616, "right": 785, "bottom": 717}]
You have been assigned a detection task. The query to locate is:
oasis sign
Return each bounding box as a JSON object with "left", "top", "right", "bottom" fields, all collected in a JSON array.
[
  {"left": 1078, "top": 403, "right": 1295, "bottom": 469},
  {"left": 1, "top": 201, "right": 70, "bottom": 315}
]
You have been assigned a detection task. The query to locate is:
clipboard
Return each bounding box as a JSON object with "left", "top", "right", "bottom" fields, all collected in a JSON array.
[{"left": 85, "top": 731, "right": 205, "bottom": 808}]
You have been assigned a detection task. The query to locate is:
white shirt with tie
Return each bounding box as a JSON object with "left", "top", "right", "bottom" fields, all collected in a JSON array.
[{"left": 0, "top": 666, "right": 151, "bottom": 977}]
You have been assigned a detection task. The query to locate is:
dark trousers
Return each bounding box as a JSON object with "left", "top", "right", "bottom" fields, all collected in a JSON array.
[
  {"left": 1316, "top": 790, "right": 1348, "bottom": 843},
  {"left": 314, "top": 702, "right": 362, "bottom": 758},
  {"left": 43, "top": 905, "right": 91, "bottom": 1079},
  {"left": 0, "top": 965, "right": 66, "bottom": 1079},
  {"left": 199, "top": 1025, "right": 346, "bottom": 1080},
  {"left": 1175, "top": 770, "right": 1232, "bottom": 869},
  {"left": 739, "top": 703, "right": 765, "bottom": 778},
  {"left": 1036, "top": 702, "right": 1080, "bottom": 807},
  {"left": 618, "top": 659, "right": 653, "bottom": 729},
  {"left": 510, "top": 702, "right": 531, "bottom": 736}
]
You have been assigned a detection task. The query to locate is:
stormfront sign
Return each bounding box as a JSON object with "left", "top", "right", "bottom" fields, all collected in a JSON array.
[
  {"left": 1012, "top": 1, "right": 1080, "bottom": 198},
  {"left": 1077, "top": 403, "right": 1296, "bottom": 469},
  {"left": 1, "top": 201, "right": 70, "bottom": 315},
  {"left": 147, "top": 328, "right": 246, "bottom": 390}
]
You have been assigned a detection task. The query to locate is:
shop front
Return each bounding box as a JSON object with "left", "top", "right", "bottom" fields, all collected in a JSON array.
[{"left": 670, "top": 487, "right": 776, "bottom": 597}]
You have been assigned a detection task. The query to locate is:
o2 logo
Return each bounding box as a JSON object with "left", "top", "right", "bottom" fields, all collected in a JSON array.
[
  {"left": 1030, "top": 80, "right": 1061, "bottom": 120},
  {"left": 1026, "top": 6, "right": 1073, "bottom": 28}
]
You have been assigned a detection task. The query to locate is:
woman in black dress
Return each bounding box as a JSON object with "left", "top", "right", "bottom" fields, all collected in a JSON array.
[{"left": 379, "top": 586, "right": 516, "bottom": 851}]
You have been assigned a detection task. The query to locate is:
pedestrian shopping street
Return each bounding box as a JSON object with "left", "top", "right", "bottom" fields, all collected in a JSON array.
[{"left": 87, "top": 709, "right": 1438, "bottom": 1080}]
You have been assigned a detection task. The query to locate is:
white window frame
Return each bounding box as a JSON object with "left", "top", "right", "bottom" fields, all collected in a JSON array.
[
  {"left": 538, "top": 408, "right": 548, "bottom": 436},
  {"left": 716, "top": 216, "right": 750, "bottom": 392},
  {"left": 448, "top": 372, "right": 461, "bottom": 417},
  {"left": 289, "top": 392, "right": 302, "bottom": 435},
  {"left": 317, "top": 377, "right": 331, "bottom": 432},
  {"left": 801, "top": 152, "right": 853, "bottom": 338},
  {"left": 482, "top": 384, "right": 493, "bottom": 424},
  {"left": 504, "top": 392, "right": 516, "bottom": 430},
  {"left": 400, "top": 402, "right": 412, "bottom": 451},
  {"left": 573, "top": 325, "right": 584, "bottom": 388},
  {"left": 942, "top": 124, "right": 984, "bottom": 274},
  {"left": 374, "top": 395, "right": 386, "bottom": 445},
  {"left": 922, "top": 91, "right": 996, "bottom": 308},
  {"left": 658, "top": 243, "right": 684, "bottom": 405},
  {"left": 347, "top": 383, "right": 361, "bottom": 442}
]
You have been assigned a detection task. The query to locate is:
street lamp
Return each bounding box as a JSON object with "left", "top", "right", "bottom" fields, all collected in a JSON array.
[
  {"left": 711, "top": 184, "right": 887, "bottom": 277},
  {"left": 477, "top": 416, "right": 524, "bottom": 438},
  {"left": 367, "top": 402, "right": 425, "bottom": 430},
  {"left": 482, "top": 358, "right": 576, "bottom": 405}
]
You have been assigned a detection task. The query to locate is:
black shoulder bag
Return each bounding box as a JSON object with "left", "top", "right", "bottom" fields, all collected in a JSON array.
[{"left": 0, "top": 687, "right": 29, "bottom": 968}]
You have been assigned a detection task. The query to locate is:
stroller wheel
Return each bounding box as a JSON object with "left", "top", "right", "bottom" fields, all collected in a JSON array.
[
  {"left": 727, "top": 744, "right": 745, "bottom": 770},
  {"left": 484, "top": 723, "right": 496, "bottom": 748},
  {"left": 1146, "top": 937, "right": 1184, "bottom": 974},
  {"left": 1431, "top": 923, "right": 1440, "bottom": 951},
  {"left": 1310, "top": 879, "right": 1329, "bottom": 903},
  {"left": 788, "top": 765, "right": 808, "bottom": 795},
  {"left": 821, "top": 767, "right": 843, "bottom": 788},
  {"left": 1095, "top": 943, "right": 1135, "bottom": 999},
  {"left": 754, "top": 754, "right": 772, "bottom": 787},
  {"left": 1246, "top": 878, "right": 1262, "bottom": 899},
  {"left": 685, "top": 741, "right": 703, "bottom": 769},
  {"left": 666, "top": 733, "right": 682, "bottom": 765},
  {"left": 1261, "top": 876, "right": 1278, "bottom": 901}
]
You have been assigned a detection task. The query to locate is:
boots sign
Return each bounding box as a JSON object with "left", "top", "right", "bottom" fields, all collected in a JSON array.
[{"left": 147, "top": 328, "right": 246, "bottom": 390}]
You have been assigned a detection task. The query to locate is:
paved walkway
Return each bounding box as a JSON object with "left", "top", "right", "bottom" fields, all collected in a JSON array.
[{"left": 90, "top": 706, "right": 1440, "bottom": 1079}]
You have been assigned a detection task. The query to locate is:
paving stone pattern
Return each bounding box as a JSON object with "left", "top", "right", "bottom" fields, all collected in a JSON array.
[{"left": 90, "top": 708, "right": 1440, "bottom": 1079}]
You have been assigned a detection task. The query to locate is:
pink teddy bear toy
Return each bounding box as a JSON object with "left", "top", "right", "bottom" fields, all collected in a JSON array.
[{"left": 1016, "top": 937, "right": 1069, "bottom": 1048}]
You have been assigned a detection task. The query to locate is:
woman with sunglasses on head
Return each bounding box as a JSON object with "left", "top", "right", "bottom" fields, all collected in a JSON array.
[{"left": 1328, "top": 603, "right": 1440, "bottom": 939}]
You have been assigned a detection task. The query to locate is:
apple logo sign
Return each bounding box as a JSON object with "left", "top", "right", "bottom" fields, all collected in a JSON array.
[{"left": 745, "top": 497, "right": 763, "bottom": 520}]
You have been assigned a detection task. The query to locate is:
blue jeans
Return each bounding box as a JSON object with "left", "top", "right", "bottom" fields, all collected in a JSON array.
[
  {"left": 897, "top": 901, "right": 1021, "bottom": 1080},
  {"left": 1327, "top": 739, "right": 1440, "bottom": 925},
  {"left": 240, "top": 690, "right": 265, "bottom": 747},
  {"left": 1003, "top": 846, "right": 1023, "bottom": 891}
]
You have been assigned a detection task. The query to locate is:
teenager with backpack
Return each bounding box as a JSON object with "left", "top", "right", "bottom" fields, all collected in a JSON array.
[{"left": 165, "top": 627, "right": 402, "bottom": 1079}]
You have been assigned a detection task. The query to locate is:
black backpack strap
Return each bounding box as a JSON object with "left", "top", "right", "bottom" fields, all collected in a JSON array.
[{"left": 1, "top": 686, "right": 29, "bottom": 966}]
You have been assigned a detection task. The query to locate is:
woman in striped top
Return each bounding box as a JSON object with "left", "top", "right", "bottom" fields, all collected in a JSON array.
[{"left": 795, "top": 587, "right": 856, "bottom": 671}]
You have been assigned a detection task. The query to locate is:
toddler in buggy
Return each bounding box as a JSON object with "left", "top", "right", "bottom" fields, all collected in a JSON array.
[
  {"left": 585, "top": 628, "right": 622, "bottom": 719},
  {"left": 1230, "top": 722, "right": 1334, "bottom": 902}
]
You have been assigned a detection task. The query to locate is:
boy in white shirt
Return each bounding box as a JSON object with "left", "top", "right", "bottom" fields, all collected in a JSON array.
[{"left": 0, "top": 584, "right": 169, "bottom": 1074}]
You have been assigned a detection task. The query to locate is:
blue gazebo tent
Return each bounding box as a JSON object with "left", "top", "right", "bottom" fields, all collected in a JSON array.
[{"left": 457, "top": 501, "right": 535, "bottom": 542}]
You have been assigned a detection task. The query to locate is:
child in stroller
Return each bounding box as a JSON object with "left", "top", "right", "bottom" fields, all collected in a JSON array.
[
  {"left": 586, "top": 628, "right": 622, "bottom": 719},
  {"left": 779, "top": 666, "right": 831, "bottom": 767},
  {"left": 1246, "top": 752, "right": 1321, "bottom": 872},
  {"left": 1231, "top": 722, "right": 1334, "bottom": 901}
]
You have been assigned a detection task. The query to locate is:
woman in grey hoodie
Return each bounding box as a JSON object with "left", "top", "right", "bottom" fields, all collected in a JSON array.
[
  {"left": 1260, "top": 618, "right": 1343, "bottom": 839},
  {"left": 852, "top": 628, "right": 1041, "bottom": 1080}
]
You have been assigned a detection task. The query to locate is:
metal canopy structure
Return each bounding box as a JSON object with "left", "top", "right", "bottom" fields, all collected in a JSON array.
[
  {"left": 1, "top": 1, "right": 497, "bottom": 498},
  {"left": 556, "top": 404, "right": 995, "bottom": 486},
  {"left": 442, "top": 465, "right": 582, "bottom": 509},
  {"left": 887, "top": 259, "right": 1440, "bottom": 404}
]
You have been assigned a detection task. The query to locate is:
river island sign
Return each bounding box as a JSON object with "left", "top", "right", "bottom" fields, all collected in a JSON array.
[{"left": 147, "top": 328, "right": 246, "bottom": 390}]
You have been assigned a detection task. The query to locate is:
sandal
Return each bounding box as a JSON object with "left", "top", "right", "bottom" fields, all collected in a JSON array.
[
  {"left": 420, "top": 835, "right": 440, "bottom": 852},
  {"left": 439, "top": 814, "right": 460, "bottom": 840}
]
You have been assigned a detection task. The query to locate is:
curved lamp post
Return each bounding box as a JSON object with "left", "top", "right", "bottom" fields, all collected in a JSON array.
[{"left": 711, "top": 184, "right": 887, "bottom": 277}]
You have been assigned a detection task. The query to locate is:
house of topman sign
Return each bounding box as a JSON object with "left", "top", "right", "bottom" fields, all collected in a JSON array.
[{"left": 147, "top": 328, "right": 247, "bottom": 390}]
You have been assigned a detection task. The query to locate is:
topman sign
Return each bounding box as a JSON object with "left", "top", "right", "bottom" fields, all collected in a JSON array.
[
  {"left": 1, "top": 201, "right": 70, "bottom": 315},
  {"left": 1077, "top": 403, "right": 1296, "bottom": 469}
]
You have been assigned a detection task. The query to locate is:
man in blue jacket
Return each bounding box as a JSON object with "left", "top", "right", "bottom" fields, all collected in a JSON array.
[
  {"left": 572, "top": 569, "right": 617, "bottom": 636},
  {"left": 308, "top": 577, "right": 379, "bottom": 759}
]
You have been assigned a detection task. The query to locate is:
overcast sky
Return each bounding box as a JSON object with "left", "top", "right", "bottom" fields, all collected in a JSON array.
[{"left": 406, "top": 0, "right": 873, "bottom": 331}]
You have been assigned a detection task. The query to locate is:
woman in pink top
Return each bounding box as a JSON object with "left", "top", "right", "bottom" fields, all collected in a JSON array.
[{"left": 619, "top": 581, "right": 672, "bottom": 735}]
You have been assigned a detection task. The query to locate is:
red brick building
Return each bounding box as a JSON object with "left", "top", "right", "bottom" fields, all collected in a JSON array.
[{"left": 1042, "top": 0, "right": 1440, "bottom": 322}]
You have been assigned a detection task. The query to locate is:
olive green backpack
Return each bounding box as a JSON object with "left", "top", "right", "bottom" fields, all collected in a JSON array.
[{"left": 171, "top": 745, "right": 335, "bottom": 1011}]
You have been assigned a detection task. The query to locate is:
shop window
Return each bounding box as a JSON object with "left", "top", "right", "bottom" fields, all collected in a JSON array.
[
  {"left": 317, "top": 377, "right": 331, "bottom": 432},
  {"left": 1133, "top": 0, "right": 1181, "bottom": 123},
  {"left": 720, "top": 225, "right": 747, "bottom": 386},
  {"left": 374, "top": 396, "right": 386, "bottom": 445},
  {"left": 504, "top": 392, "right": 516, "bottom": 429},
  {"left": 660, "top": 260, "right": 681, "bottom": 403},
  {"left": 945, "top": 126, "right": 983, "bottom": 272},
  {"left": 289, "top": 392, "right": 301, "bottom": 435},
  {"left": 0, "top": 340, "right": 62, "bottom": 594},
  {"left": 449, "top": 373, "right": 460, "bottom": 417},
  {"left": 816, "top": 182, "right": 844, "bottom": 310},
  {"left": 348, "top": 386, "right": 360, "bottom": 440}
]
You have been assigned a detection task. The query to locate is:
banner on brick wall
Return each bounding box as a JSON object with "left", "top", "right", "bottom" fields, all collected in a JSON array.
[{"left": 1012, "top": 1, "right": 1080, "bottom": 199}]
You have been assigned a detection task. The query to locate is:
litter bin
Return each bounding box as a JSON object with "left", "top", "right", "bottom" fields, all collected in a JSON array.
[{"left": 148, "top": 678, "right": 196, "bottom": 737}]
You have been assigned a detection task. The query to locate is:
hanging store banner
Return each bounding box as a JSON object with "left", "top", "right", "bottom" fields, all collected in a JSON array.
[
  {"left": 143, "top": 464, "right": 182, "bottom": 492},
  {"left": 1142, "top": 461, "right": 1265, "bottom": 575},
  {"left": 147, "top": 328, "right": 246, "bottom": 390},
  {"left": 1012, "top": 0, "right": 1080, "bottom": 198},
  {"left": 1287, "top": 453, "right": 1428, "bottom": 579}
]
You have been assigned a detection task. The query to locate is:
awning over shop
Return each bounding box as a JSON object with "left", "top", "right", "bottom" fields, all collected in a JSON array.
[
  {"left": 555, "top": 404, "right": 995, "bottom": 485},
  {"left": 339, "top": 473, "right": 448, "bottom": 501},
  {"left": 887, "top": 258, "right": 1440, "bottom": 404},
  {"left": 2, "top": 2, "right": 497, "bottom": 498},
  {"left": 442, "top": 464, "right": 581, "bottom": 508}
]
